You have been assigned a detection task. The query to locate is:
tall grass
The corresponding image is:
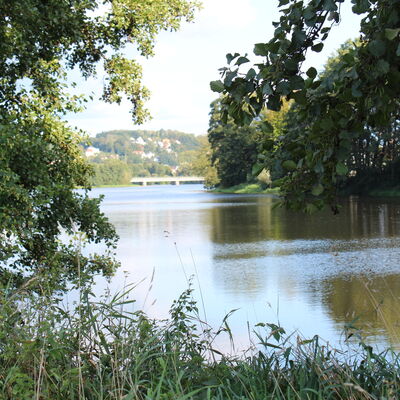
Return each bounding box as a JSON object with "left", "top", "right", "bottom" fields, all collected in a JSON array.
[{"left": 0, "top": 276, "right": 399, "bottom": 399}]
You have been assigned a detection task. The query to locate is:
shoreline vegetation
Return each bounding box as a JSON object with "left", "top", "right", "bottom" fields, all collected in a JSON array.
[
  {"left": 211, "top": 183, "right": 280, "bottom": 195},
  {"left": 211, "top": 183, "right": 400, "bottom": 198},
  {"left": 2, "top": 281, "right": 400, "bottom": 399}
]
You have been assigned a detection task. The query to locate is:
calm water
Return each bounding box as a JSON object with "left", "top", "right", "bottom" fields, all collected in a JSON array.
[{"left": 88, "top": 184, "right": 400, "bottom": 352}]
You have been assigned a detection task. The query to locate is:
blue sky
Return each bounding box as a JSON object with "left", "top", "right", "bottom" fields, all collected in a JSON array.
[{"left": 68, "top": 0, "right": 362, "bottom": 136}]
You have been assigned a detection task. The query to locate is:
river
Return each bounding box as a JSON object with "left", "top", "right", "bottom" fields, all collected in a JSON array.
[{"left": 87, "top": 184, "right": 400, "bottom": 353}]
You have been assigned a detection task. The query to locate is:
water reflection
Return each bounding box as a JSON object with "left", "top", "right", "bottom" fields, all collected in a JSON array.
[
  {"left": 91, "top": 185, "right": 400, "bottom": 349},
  {"left": 209, "top": 195, "right": 400, "bottom": 243},
  {"left": 318, "top": 275, "right": 400, "bottom": 346}
]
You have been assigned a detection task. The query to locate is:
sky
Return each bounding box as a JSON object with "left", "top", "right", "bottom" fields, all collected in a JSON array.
[{"left": 68, "top": 0, "right": 362, "bottom": 137}]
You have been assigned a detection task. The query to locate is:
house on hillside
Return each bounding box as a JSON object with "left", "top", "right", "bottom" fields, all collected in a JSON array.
[
  {"left": 162, "top": 138, "right": 171, "bottom": 149},
  {"left": 133, "top": 150, "right": 144, "bottom": 157},
  {"left": 130, "top": 136, "right": 146, "bottom": 145},
  {"left": 85, "top": 146, "right": 100, "bottom": 157},
  {"left": 143, "top": 152, "right": 156, "bottom": 160}
]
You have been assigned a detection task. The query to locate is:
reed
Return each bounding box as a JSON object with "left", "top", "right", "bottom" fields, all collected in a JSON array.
[{"left": 0, "top": 278, "right": 399, "bottom": 399}]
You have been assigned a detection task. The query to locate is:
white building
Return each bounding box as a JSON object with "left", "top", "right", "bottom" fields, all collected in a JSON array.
[{"left": 85, "top": 146, "right": 100, "bottom": 157}]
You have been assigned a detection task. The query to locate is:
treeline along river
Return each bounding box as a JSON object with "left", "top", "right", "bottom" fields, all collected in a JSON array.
[{"left": 86, "top": 184, "right": 400, "bottom": 352}]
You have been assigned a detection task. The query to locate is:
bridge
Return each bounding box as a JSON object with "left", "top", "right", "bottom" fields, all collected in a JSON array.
[{"left": 130, "top": 176, "right": 204, "bottom": 186}]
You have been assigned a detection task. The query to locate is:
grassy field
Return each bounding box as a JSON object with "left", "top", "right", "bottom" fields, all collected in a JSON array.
[{"left": 1, "top": 279, "right": 399, "bottom": 399}]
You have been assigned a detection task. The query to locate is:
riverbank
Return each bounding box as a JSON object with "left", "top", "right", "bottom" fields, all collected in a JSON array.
[
  {"left": 212, "top": 183, "right": 280, "bottom": 194},
  {"left": 214, "top": 183, "right": 400, "bottom": 198},
  {"left": 2, "top": 284, "right": 399, "bottom": 399}
]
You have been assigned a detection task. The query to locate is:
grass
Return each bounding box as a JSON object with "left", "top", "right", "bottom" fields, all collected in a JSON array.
[
  {"left": 1, "top": 276, "right": 400, "bottom": 400},
  {"left": 212, "top": 183, "right": 281, "bottom": 195}
]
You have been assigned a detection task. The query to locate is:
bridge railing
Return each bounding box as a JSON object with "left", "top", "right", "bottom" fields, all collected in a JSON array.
[{"left": 130, "top": 176, "right": 204, "bottom": 186}]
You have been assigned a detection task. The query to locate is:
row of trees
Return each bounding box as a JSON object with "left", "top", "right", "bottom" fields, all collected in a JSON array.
[{"left": 89, "top": 160, "right": 174, "bottom": 186}]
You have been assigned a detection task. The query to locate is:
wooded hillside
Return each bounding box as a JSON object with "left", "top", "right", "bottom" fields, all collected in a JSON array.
[{"left": 85, "top": 129, "right": 208, "bottom": 185}]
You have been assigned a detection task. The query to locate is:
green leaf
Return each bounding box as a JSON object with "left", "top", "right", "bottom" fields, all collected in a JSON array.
[
  {"left": 368, "top": 40, "right": 386, "bottom": 57},
  {"left": 303, "top": 7, "right": 315, "bottom": 21},
  {"left": 278, "top": 0, "right": 290, "bottom": 5},
  {"left": 293, "top": 30, "right": 307, "bottom": 46},
  {"left": 268, "top": 41, "right": 281, "bottom": 53},
  {"left": 282, "top": 160, "right": 297, "bottom": 170},
  {"left": 352, "top": 0, "right": 372, "bottom": 14},
  {"left": 306, "top": 67, "right": 317, "bottom": 79},
  {"left": 291, "top": 90, "right": 307, "bottom": 105},
  {"left": 224, "top": 71, "right": 237, "bottom": 87},
  {"left": 376, "top": 59, "right": 390, "bottom": 75},
  {"left": 276, "top": 80, "right": 291, "bottom": 95},
  {"left": 252, "top": 163, "right": 265, "bottom": 176},
  {"left": 235, "top": 56, "right": 250, "bottom": 66},
  {"left": 327, "top": 11, "right": 339, "bottom": 22},
  {"left": 260, "top": 341, "right": 282, "bottom": 349},
  {"left": 263, "top": 138, "right": 275, "bottom": 150},
  {"left": 260, "top": 120, "right": 274, "bottom": 133},
  {"left": 336, "top": 162, "right": 348, "bottom": 176},
  {"left": 311, "top": 183, "right": 324, "bottom": 196},
  {"left": 246, "top": 68, "right": 256, "bottom": 80},
  {"left": 267, "top": 94, "right": 281, "bottom": 111},
  {"left": 262, "top": 83, "right": 273, "bottom": 95},
  {"left": 322, "top": 0, "right": 337, "bottom": 11},
  {"left": 210, "top": 80, "right": 225, "bottom": 93},
  {"left": 351, "top": 82, "right": 362, "bottom": 98},
  {"left": 226, "top": 53, "right": 239, "bottom": 64},
  {"left": 311, "top": 43, "right": 324, "bottom": 53},
  {"left": 254, "top": 43, "right": 269, "bottom": 56},
  {"left": 320, "top": 118, "right": 334, "bottom": 130},
  {"left": 289, "top": 75, "right": 305, "bottom": 90},
  {"left": 397, "top": 43, "right": 400, "bottom": 57},
  {"left": 284, "top": 59, "right": 298, "bottom": 72},
  {"left": 385, "top": 28, "right": 400, "bottom": 40}
]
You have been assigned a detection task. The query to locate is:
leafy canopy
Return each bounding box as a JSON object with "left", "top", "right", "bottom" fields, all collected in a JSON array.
[
  {"left": 211, "top": 0, "right": 400, "bottom": 212},
  {"left": 0, "top": 0, "right": 200, "bottom": 290}
]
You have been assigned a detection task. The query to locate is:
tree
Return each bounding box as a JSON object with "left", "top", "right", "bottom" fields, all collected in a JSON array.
[
  {"left": 279, "top": 42, "right": 400, "bottom": 198},
  {"left": 211, "top": 0, "right": 400, "bottom": 212},
  {"left": 208, "top": 99, "right": 260, "bottom": 187},
  {"left": 90, "top": 159, "right": 133, "bottom": 186},
  {"left": 179, "top": 136, "right": 219, "bottom": 188},
  {"left": 0, "top": 0, "right": 200, "bottom": 290},
  {"left": 252, "top": 99, "right": 293, "bottom": 182},
  {"left": 208, "top": 98, "right": 291, "bottom": 188}
]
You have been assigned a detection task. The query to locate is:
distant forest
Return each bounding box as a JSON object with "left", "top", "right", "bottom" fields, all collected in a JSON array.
[{"left": 85, "top": 129, "right": 209, "bottom": 186}]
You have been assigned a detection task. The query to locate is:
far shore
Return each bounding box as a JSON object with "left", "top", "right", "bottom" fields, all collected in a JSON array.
[
  {"left": 81, "top": 183, "right": 400, "bottom": 198},
  {"left": 211, "top": 183, "right": 280, "bottom": 195}
]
